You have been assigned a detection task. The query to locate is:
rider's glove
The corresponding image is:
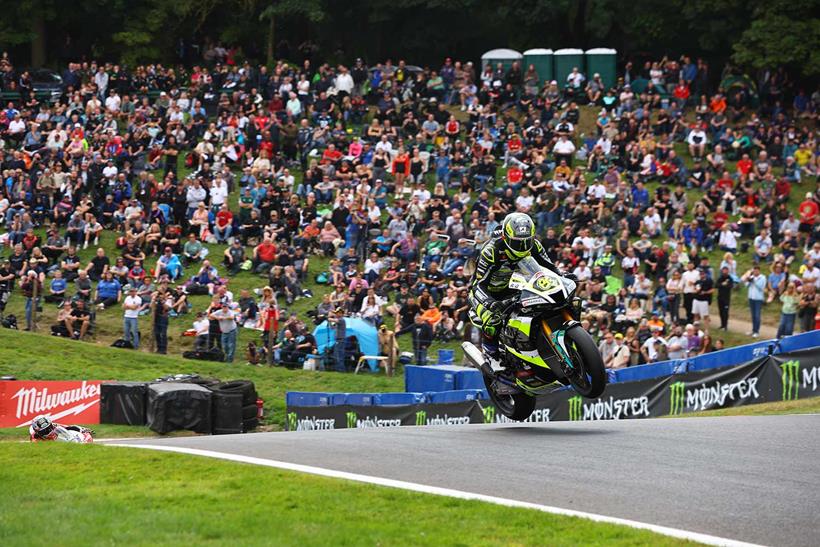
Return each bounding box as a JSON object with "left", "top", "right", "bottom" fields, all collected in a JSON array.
[{"left": 562, "top": 272, "right": 578, "bottom": 283}]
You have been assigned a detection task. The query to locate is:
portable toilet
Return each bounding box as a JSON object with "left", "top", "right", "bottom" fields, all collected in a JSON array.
[
  {"left": 481, "top": 48, "right": 523, "bottom": 72},
  {"left": 522, "top": 48, "right": 554, "bottom": 85},
  {"left": 585, "top": 48, "right": 617, "bottom": 89},
  {"left": 553, "top": 48, "right": 585, "bottom": 87}
]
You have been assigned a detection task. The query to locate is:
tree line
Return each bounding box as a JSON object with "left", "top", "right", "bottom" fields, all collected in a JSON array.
[{"left": 1, "top": 0, "right": 817, "bottom": 79}]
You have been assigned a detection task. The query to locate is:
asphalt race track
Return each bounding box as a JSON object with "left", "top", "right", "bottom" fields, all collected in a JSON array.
[{"left": 117, "top": 415, "right": 819, "bottom": 546}]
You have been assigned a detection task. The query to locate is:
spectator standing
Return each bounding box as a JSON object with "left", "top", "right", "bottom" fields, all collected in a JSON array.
[
  {"left": 715, "top": 266, "right": 734, "bottom": 330},
  {"left": 209, "top": 301, "right": 238, "bottom": 363},
  {"left": 598, "top": 331, "right": 617, "bottom": 368},
  {"left": 122, "top": 286, "right": 141, "bottom": 348},
  {"left": 410, "top": 314, "right": 433, "bottom": 366},
  {"left": 152, "top": 288, "right": 171, "bottom": 354},
  {"left": 741, "top": 266, "right": 767, "bottom": 338},
  {"left": 610, "top": 334, "right": 630, "bottom": 369},
  {"left": 377, "top": 324, "right": 399, "bottom": 377},
  {"left": 681, "top": 263, "right": 700, "bottom": 323},
  {"left": 692, "top": 269, "right": 714, "bottom": 330},
  {"left": 777, "top": 283, "right": 798, "bottom": 338},
  {"left": 20, "top": 270, "right": 42, "bottom": 331},
  {"left": 666, "top": 325, "right": 687, "bottom": 360},
  {"left": 331, "top": 311, "right": 347, "bottom": 372}
]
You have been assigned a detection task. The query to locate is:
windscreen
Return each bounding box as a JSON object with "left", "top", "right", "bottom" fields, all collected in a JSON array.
[{"left": 516, "top": 256, "right": 546, "bottom": 280}]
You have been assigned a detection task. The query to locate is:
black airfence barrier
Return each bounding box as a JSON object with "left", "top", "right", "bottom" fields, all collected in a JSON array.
[{"left": 285, "top": 348, "right": 820, "bottom": 430}]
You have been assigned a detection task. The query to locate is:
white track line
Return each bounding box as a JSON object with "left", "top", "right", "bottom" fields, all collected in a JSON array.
[{"left": 108, "top": 443, "right": 763, "bottom": 547}]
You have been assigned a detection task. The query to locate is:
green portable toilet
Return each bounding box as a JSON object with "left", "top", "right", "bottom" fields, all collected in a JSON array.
[
  {"left": 522, "top": 48, "right": 553, "bottom": 85},
  {"left": 481, "top": 48, "right": 523, "bottom": 72},
  {"left": 586, "top": 48, "right": 617, "bottom": 89},
  {"left": 553, "top": 48, "right": 585, "bottom": 87}
]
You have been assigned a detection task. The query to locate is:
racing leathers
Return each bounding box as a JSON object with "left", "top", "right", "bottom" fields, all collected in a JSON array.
[
  {"left": 468, "top": 229, "right": 562, "bottom": 341},
  {"left": 29, "top": 423, "right": 93, "bottom": 443}
]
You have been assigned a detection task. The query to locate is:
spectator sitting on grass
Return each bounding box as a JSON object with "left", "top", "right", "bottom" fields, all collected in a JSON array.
[
  {"left": 68, "top": 299, "right": 92, "bottom": 340},
  {"left": 189, "top": 260, "right": 220, "bottom": 295},
  {"left": 84, "top": 248, "right": 111, "bottom": 282},
  {"left": 253, "top": 237, "right": 278, "bottom": 274},
  {"left": 182, "top": 233, "right": 206, "bottom": 265},
  {"left": 94, "top": 271, "right": 121, "bottom": 310},
  {"left": 223, "top": 239, "right": 246, "bottom": 276},
  {"left": 154, "top": 247, "right": 183, "bottom": 280},
  {"left": 74, "top": 270, "right": 93, "bottom": 303},
  {"left": 43, "top": 270, "right": 67, "bottom": 305},
  {"left": 192, "top": 311, "right": 211, "bottom": 350}
]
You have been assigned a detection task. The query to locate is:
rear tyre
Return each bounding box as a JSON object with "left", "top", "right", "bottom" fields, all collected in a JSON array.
[
  {"left": 564, "top": 326, "right": 607, "bottom": 398},
  {"left": 483, "top": 375, "right": 536, "bottom": 421}
]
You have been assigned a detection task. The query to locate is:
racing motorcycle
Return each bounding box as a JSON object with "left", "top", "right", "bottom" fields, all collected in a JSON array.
[
  {"left": 30, "top": 422, "right": 94, "bottom": 443},
  {"left": 462, "top": 256, "right": 606, "bottom": 421}
]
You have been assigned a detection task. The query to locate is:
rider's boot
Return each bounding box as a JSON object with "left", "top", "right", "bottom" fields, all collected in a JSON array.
[{"left": 482, "top": 338, "right": 504, "bottom": 372}]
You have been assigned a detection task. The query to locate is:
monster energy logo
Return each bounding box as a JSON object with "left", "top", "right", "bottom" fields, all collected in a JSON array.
[
  {"left": 346, "top": 411, "right": 357, "bottom": 428},
  {"left": 781, "top": 360, "right": 800, "bottom": 401},
  {"left": 568, "top": 396, "right": 583, "bottom": 421},
  {"left": 415, "top": 410, "right": 427, "bottom": 426},
  {"left": 287, "top": 412, "right": 297, "bottom": 431},
  {"left": 669, "top": 381, "right": 686, "bottom": 415},
  {"left": 482, "top": 406, "right": 496, "bottom": 424}
]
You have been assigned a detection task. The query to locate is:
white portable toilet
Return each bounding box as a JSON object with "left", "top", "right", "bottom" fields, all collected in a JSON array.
[{"left": 481, "top": 48, "right": 523, "bottom": 72}]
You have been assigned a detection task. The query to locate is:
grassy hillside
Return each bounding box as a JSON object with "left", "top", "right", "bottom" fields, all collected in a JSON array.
[{"left": 0, "top": 105, "right": 800, "bottom": 375}]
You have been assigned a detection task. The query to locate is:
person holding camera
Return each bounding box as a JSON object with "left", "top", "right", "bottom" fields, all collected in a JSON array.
[
  {"left": 741, "top": 265, "right": 767, "bottom": 337},
  {"left": 20, "top": 270, "right": 42, "bottom": 331}
]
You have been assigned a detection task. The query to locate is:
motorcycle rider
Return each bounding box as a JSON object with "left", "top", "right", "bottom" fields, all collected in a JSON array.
[
  {"left": 29, "top": 415, "right": 93, "bottom": 443},
  {"left": 469, "top": 212, "right": 573, "bottom": 369}
]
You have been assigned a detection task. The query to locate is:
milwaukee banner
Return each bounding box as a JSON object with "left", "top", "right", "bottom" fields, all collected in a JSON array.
[
  {"left": 0, "top": 381, "right": 103, "bottom": 428},
  {"left": 286, "top": 348, "right": 820, "bottom": 430}
]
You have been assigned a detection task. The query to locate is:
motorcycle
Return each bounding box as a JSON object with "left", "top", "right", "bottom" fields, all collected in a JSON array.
[
  {"left": 463, "top": 256, "right": 607, "bottom": 421},
  {"left": 32, "top": 424, "right": 94, "bottom": 443}
]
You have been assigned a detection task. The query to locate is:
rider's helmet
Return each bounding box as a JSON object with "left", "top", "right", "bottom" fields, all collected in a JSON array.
[
  {"left": 501, "top": 213, "right": 536, "bottom": 258},
  {"left": 31, "top": 415, "right": 57, "bottom": 440}
]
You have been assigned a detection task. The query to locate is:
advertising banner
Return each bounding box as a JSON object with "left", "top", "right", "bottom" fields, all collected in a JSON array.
[
  {"left": 0, "top": 381, "right": 103, "bottom": 428},
  {"left": 286, "top": 348, "right": 820, "bottom": 431},
  {"left": 767, "top": 348, "right": 820, "bottom": 401},
  {"left": 286, "top": 401, "right": 485, "bottom": 431}
]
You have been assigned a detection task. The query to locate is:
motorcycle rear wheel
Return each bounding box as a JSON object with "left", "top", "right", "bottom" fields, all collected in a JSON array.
[
  {"left": 483, "top": 375, "right": 536, "bottom": 421},
  {"left": 563, "top": 326, "right": 607, "bottom": 398}
]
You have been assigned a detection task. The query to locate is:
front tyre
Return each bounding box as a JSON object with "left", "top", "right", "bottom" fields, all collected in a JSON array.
[
  {"left": 564, "top": 326, "right": 607, "bottom": 398},
  {"left": 483, "top": 376, "right": 536, "bottom": 421}
]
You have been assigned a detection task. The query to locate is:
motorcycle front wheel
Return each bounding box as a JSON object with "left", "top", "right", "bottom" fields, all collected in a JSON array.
[
  {"left": 563, "top": 326, "right": 607, "bottom": 398},
  {"left": 483, "top": 376, "right": 536, "bottom": 421}
]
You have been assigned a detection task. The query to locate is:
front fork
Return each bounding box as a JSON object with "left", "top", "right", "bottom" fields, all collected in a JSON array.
[{"left": 541, "top": 311, "right": 580, "bottom": 379}]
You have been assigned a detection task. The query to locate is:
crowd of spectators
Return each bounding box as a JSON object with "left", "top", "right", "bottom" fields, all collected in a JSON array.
[{"left": 0, "top": 49, "right": 818, "bottom": 371}]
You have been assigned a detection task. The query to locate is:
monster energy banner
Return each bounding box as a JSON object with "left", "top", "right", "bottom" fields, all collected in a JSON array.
[
  {"left": 286, "top": 401, "right": 485, "bottom": 431},
  {"left": 285, "top": 348, "right": 820, "bottom": 430}
]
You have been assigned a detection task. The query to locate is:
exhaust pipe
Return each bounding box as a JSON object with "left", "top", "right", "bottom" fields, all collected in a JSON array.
[{"left": 462, "top": 342, "right": 493, "bottom": 376}]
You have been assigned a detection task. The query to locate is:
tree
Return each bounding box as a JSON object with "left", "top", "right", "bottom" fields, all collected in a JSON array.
[
  {"left": 259, "top": 0, "right": 326, "bottom": 65},
  {"left": 732, "top": 4, "right": 820, "bottom": 78}
]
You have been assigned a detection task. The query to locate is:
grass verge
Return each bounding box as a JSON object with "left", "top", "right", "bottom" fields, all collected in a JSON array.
[
  {"left": 0, "top": 328, "right": 403, "bottom": 432},
  {"left": 0, "top": 443, "right": 695, "bottom": 546},
  {"left": 668, "top": 397, "right": 820, "bottom": 418}
]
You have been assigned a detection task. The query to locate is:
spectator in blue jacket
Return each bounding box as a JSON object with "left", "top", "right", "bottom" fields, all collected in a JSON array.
[{"left": 95, "top": 271, "right": 122, "bottom": 310}]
